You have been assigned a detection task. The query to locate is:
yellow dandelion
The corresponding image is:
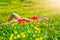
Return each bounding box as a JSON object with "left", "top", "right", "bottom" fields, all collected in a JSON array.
[
  {"left": 33, "top": 34, "right": 36, "bottom": 37},
  {"left": 34, "top": 27, "right": 40, "bottom": 31},
  {"left": 21, "top": 32, "right": 25, "bottom": 35},
  {"left": 21, "top": 32, "right": 26, "bottom": 38},
  {"left": 9, "top": 34, "right": 13, "bottom": 40},
  {"left": 35, "top": 37, "right": 43, "bottom": 40},
  {"left": 40, "top": 37, "right": 43, "bottom": 40},
  {"left": 35, "top": 30, "right": 40, "bottom": 33},
  {"left": 17, "top": 35, "right": 21, "bottom": 38},
  {"left": 22, "top": 34, "right": 26, "bottom": 38},
  {"left": 35, "top": 38, "right": 40, "bottom": 40},
  {"left": 13, "top": 36, "right": 17, "bottom": 39}
]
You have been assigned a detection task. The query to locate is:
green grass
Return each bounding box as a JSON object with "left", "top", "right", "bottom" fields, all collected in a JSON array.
[{"left": 0, "top": 0, "right": 60, "bottom": 40}]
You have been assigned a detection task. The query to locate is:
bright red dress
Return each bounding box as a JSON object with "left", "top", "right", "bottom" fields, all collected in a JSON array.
[
  {"left": 18, "top": 16, "right": 39, "bottom": 24},
  {"left": 29, "top": 16, "right": 38, "bottom": 20}
]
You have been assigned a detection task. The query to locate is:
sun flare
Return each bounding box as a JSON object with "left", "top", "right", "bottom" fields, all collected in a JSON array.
[{"left": 47, "top": 0, "right": 60, "bottom": 8}]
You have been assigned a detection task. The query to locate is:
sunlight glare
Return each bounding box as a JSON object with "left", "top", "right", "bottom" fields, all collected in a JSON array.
[{"left": 47, "top": 0, "right": 60, "bottom": 8}]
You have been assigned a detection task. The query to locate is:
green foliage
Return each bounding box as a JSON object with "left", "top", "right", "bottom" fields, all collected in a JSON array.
[{"left": 0, "top": 0, "right": 60, "bottom": 40}]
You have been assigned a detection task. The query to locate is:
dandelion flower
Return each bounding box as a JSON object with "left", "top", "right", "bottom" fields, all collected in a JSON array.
[
  {"left": 9, "top": 34, "right": 13, "bottom": 40},
  {"left": 17, "top": 35, "right": 21, "bottom": 38},
  {"left": 35, "top": 37, "right": 43, "bottom": 40},
  {"left": 22, "top": 34, "right": 26, "bottom": 38},
  {"left": 33, "top": 34, "right": 36, "bottom": 37},
  {"left": 21, "top": 32, "right": 25, "bottom": 35},
  {"left": 34, "top": 27, "right": 40, "bottom": 31}
]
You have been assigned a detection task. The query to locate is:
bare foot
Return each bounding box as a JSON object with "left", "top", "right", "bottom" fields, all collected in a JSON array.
[{"left": 38, "top": 16, "right": 50, "bottom": 21}]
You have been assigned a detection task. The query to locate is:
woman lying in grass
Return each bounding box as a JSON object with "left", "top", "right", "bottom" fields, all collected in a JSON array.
[{"left": 0, "top": 13, "right": 49, "bottom": 26}]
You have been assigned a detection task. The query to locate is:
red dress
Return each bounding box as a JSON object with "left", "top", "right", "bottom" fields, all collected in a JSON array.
[
  {"left": 18, "top": 16, "right": 39, "bottom": 24},
  {"left": 29, "top": 16, "right": 38, "bottom": 20}
]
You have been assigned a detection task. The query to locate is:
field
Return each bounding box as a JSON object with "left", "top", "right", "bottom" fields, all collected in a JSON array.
[{"left": 0, "top": 0, "right": 60, "bottom": 40}]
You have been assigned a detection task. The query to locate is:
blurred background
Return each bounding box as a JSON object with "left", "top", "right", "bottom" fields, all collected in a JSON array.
[{"left": 0, "top": 0, "right": 60, "bottom": 23}]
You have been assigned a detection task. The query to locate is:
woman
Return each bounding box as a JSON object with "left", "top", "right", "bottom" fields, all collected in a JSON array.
[
  {"left": 7, "top": 13, "right": 39, "bottom": 24},
  {"left": 0, "top": 13, "right": 49, "bottom": 26}
]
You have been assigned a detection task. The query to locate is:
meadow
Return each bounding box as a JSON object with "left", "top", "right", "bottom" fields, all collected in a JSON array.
[{"left": 0, "top": 0, "right": 60, "bottom": 40}]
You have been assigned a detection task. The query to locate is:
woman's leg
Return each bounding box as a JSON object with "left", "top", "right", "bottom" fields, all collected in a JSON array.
[
  {"left": 7, "top": 13, "right": 21, "bottom": 22},
  {"left": 38, "top": 16, "right": 49, "bottom": 21},
  {"left": 0, "top": 13, "right": 21, "bottom": 26}
]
